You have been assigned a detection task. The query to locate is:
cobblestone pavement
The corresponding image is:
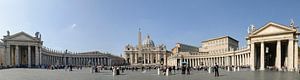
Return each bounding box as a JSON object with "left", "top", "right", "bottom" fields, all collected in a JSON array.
[{"left": 0, "top": 68, "right": 299, "bottom": 80}]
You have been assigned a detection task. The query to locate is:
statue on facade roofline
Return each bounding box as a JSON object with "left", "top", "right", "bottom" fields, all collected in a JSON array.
[
  {"left": 250, "top": 24, "right": 256, "bottom": 33},
  {"left": 35, "top": 32, "right": 40, "bottom": 38},
  {"left": 290, "top": 19, "right": 295, "bottom": 27},
  {"left": 65, "top": 49, "right": 68, "bottom": 54},
  {"left": 6, "top": 30, "right": 10, "bottom": 36},
  {"left": 39, "top": 34, "right": 42, "bottom": 39},
  {"left": 247, "top": 26, "right": 250, "bottom": 34}
]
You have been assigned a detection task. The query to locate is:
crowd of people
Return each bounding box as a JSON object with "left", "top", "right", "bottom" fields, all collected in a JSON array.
[{"left": 1, "top": 62, "right": 299, "bottom": 76}]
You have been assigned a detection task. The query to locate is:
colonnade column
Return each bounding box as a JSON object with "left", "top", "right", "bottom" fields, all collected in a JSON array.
[
  {"left": 163, "top": 53, "right": 167, "bottom": 66},
  {"left": 260, "top": 42, "right": 265, "bottom": 70},
  {"left": 28, "top": 46, "right": 31, "bottom": 67},
  {"left": 239, "top": 55, "right": 241, "bottom": 66},
  {"left": 275, "top": 40, "right": 281, "bottom": 71},
  {"left": 39, "top": 47, "right": 42, "bottom": 65},
  {"left": 250, "top": 43, "right": 255, "bottom": 71},
  {"left": 221, "top": 57, "right": 224, "bottom": 66},
  {"left": 5, "top": 45, "right": 11, "bottom": 66},
  {"left": 248, "top": 53, "right": 250, "bottom": 66},
  {"left": 287, "top": 39, "right": 294, "bottom": 71},
  {"left": 191, "top": 59, "right": 193, "bottom": 67},
  {"left": 244, "top": 55, "right": 246, "bottom": 66},
  {"left": 232, "top": 56, "right": 234, "bottom": 66},
  {"left": 35, "top": 46, "right": 39, "bottom": 66},
  {"left": 197, "top": 58, "right": 200, "bottom": 66},
  {"left": 226, "top": 57, "right": 229, "bottom": 66},
  {"left": 294, "top": 40, "right": 298, "bottom": 71},
  {"left": 15, "top": 45, "right": 19, "bottom": 66}
]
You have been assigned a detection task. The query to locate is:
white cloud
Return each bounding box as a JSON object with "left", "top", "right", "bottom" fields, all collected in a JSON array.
[{"left": 70, "top": 24, "right": 77, "bottom": 29}]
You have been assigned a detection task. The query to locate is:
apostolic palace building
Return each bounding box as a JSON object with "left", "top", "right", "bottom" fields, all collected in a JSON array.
[
  {"left": 0, "top": 31, "right": 124, "bottom": 68},
  {"left": 166, "top": 21, "right": 300, "bottom": 71}
]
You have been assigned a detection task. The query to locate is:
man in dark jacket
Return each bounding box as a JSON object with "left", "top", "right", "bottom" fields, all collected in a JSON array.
[{"left": 214, "top": 63, "right": 219, "bottom": 77}]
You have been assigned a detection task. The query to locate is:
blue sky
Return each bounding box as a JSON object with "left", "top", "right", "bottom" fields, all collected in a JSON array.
[{"left": 0, "top": 0, "right": 299, "bottom": 56}]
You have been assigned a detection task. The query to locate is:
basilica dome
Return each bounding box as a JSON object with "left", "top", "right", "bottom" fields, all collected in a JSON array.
[{"left": 143, "top": 35, "right": 155, "bottom": 47}]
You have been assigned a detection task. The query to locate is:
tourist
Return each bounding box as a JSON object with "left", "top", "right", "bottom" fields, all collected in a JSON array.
[
  {"left": 95, "top": 66, "right": 98, "bottom": 73},
  {"left": 116, "top": 67, "right": 120, "bottom": 75},
  {"left": 121, "top": 67, "right": 124, "bottom": 73},
  {"left": 172, "top": 66, "right": 176, "bottom": 74},
  {"left": 64, "top": 65, "right": 68, "bottom": 71},
  {"left": 187, "top": 66, "right": 190, "bottom": 75},
  {"left": 69, "top": 65, "right": 73, "bottom": 71},
  {"left": 91, "top": 66, "right": 95, "bottom": 73},
  {"left": 168, "top": 67, "right": 172, "bottom": 74},
  {"left": 214, "top": 63, "right": 219, "bottom": 77},
  {"left": 142, "top": 66, "right": 144, "bottom": 71},
  {"left": 181, "top": 65, "right": 186, "bottom": 74},
  {"left": 162, "top": 67, "right": 166, "bottom": 75}
]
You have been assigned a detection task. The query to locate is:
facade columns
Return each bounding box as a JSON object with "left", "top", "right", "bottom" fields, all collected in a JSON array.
[
  {"left": 233, "top": 55, "right": 236, "bottom": 66},
  {"left": 130, "top": 53, "right": 133, "bottom": 64},
  {"left": 143, "top": 53, "right": 146, "bottom": 64},
  {"left": 135, "top": 53, "right": 138, "bottom": 64},
  {"left": 35, "top": 46, "right": 40, "bottom": 66},
  {"left": 150, "top": 54, "right": 152, "bottom": 64},
  {"left": 5, "top": 45, "right": 11, "bottom": 66},
  {"left": 28, "top": 46, "right": 31, "bottom": 67},
  {"left": 156, "top": 53, "right": 159, "bottom": 64},
  {"left": 250, "top": 43, "right": 255, "bottom": 71},
  {"left": 39, "top": 47, "right": 42, "bottom": 65},
  {"left": 287, "top": 39, "right": 294, "bottom": 71},
  {"left": 226, "top": 57, "right": 229, "bottom": 66},
  {"left": 191, "top": 59, "right": 194, "bottom": 67},
  {"left": 248, "top": 53, "right": 250, "bottom": 66},
  {"left": 275, "top": 40, "right": 281, "bottom": 71},
  {"left": 260, "top": 42, "right": 265, "bottom": 70},
  {"left": 231, "top": 56, "right": 234, "bottom": 66},
  {"left": 158, "top": 53, "right": 161, "bottom": 64},
  {"left": 240, "top": 55, "right": 243, "bottom": 66},
  {"left": 163, "top": 53, "right": 167, "bottom": 65},
  {"left": 294, "top": 40, "right": 298, "bottom": 71},
  {"left": 148, "top": 53, "right": 150, "bottom": 64},
  {"left": 15, "top": 45, "right": 19, "bottom": 66}
]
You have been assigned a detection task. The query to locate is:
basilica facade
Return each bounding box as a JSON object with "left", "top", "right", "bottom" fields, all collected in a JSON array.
[
  {"left": 0, "top": 31, "right": 124, "bottom": 68},
  {"left": 167, "top": 21, "right": 300, "bottom": 71},
  {"left": 124, "top": 30, "right": 171, "bottom": 66}
]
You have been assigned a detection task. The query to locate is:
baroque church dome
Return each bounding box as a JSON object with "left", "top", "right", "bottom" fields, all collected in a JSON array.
[{"left": 143, "top": 35, "right": 155, "bottom": 47}]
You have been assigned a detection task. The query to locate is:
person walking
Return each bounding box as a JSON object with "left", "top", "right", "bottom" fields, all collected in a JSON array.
[
  {"left": 214, "top": 63, "right": 219, "bottom": 77},
  {"left": 187, "top": 66, "right": 191, "bottom": 75},
  {"left": 91, "top": 66, "right": 95, "bottom": 73},
  {"left": 181, "top": 65, "right": 186, "bottom": 74}
]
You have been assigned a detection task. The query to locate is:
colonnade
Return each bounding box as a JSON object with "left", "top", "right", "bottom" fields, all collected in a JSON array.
[
  {"left": 177, "top": 51, "right": 251, "bottom": 67},
  {"left": 42, "top": 54, "right": 111, "bottom": 66}
]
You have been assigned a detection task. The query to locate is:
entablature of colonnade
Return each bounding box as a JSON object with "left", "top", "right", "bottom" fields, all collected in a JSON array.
[
  {"left": 181, "top": 48, "right": 250, "bottom": 58},
  {"left": 247, "top": 22, "right": 298, "bottom": 43},
  {"left": 65, "top": 55, "right": 109, "bottom": 57}
]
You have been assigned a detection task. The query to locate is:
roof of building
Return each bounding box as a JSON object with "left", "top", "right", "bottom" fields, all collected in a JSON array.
[
  {"left": 201, "top": 36, "right": 239, "bottom": 43},
  {"left": 177, "top": 43, "right": 198, "bottom": 47}
]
